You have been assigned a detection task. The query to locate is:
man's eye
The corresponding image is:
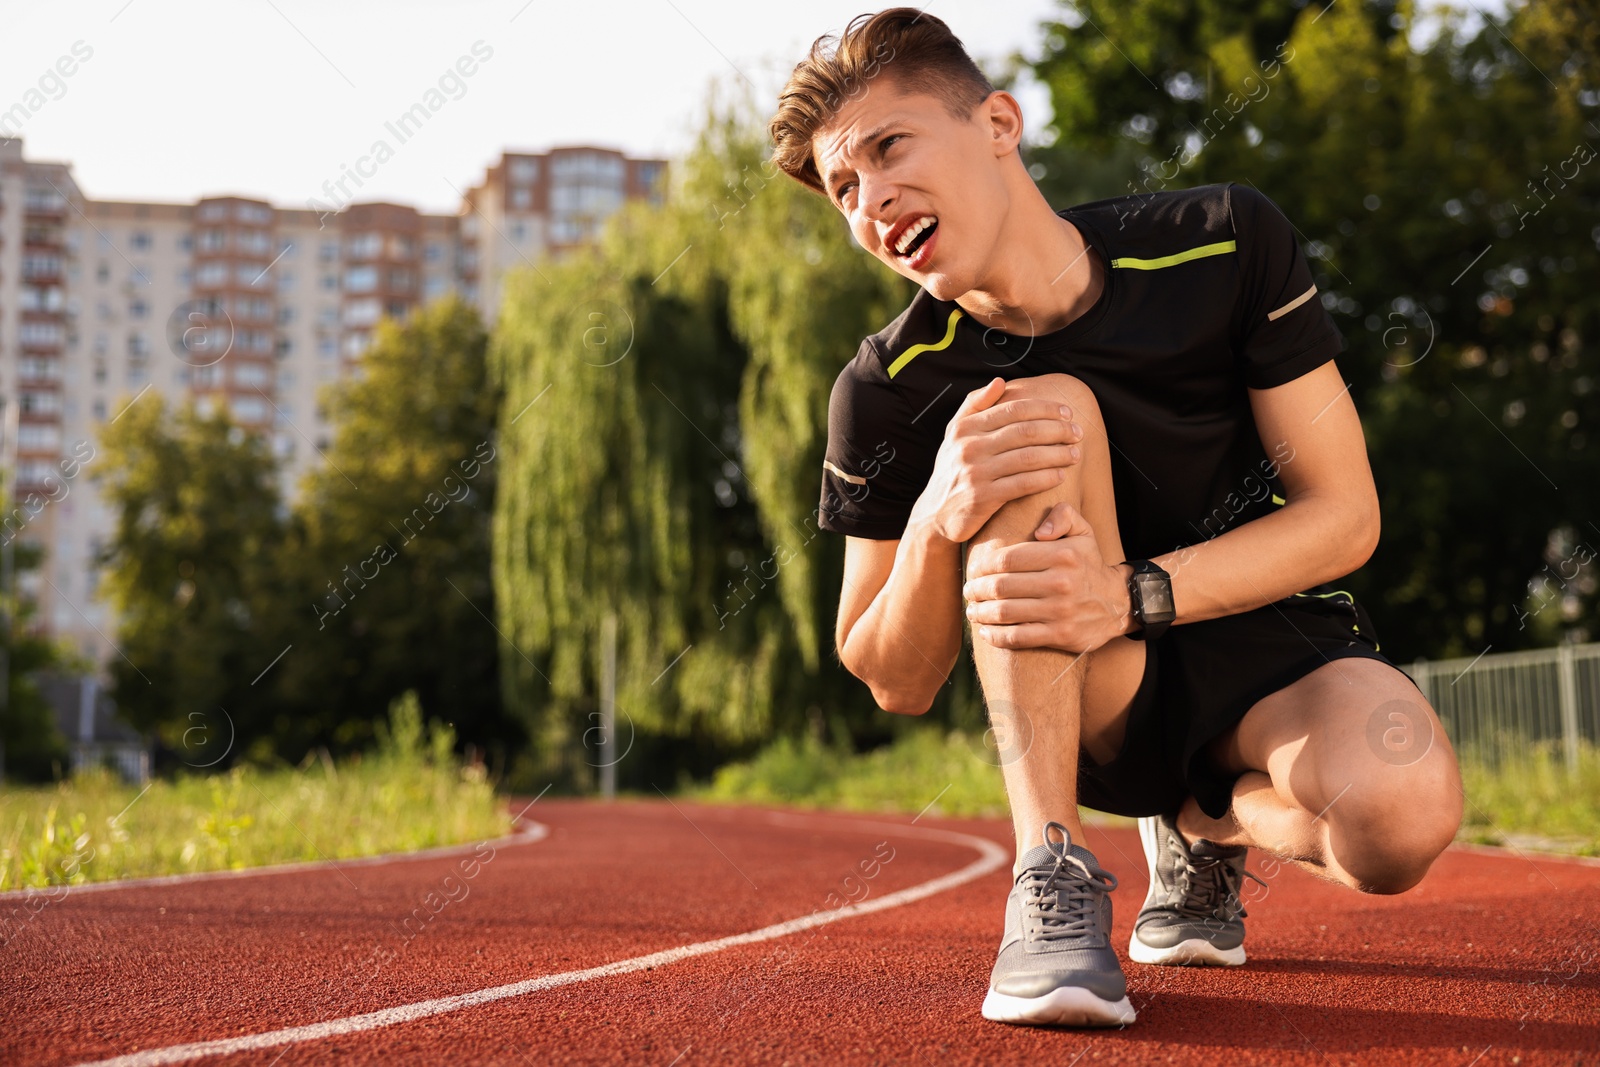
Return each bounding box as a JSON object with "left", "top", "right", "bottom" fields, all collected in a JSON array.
[
  {"left": 881, "top": 134, "right": 902, "bottom": 150},
  {"left": 837, "top": 181, "right": 857, "bottom": 201}
]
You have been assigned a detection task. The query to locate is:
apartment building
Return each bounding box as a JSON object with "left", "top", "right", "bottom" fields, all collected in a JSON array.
[{"left": 0, "top": 136, "right": 665, "bottom": 670}]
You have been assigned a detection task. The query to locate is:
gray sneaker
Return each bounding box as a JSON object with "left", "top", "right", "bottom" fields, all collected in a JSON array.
[
  {"left": 982, "top": 821, "right": 1136, "bottom": 1028},
  {"left": 1129, "top": 813, "right": 1265, "bottom": 966}
]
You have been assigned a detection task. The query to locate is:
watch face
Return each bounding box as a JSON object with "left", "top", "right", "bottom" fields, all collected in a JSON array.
[{"left": 1135, "top": 574, "right": 1175, "bottom": 618}]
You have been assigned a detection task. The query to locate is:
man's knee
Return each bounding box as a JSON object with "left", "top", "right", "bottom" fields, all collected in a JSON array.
[
  {"left": 967, "top": 374, "right": 1102, "bottom": 566},
  {"left": 1324, "top": 746, "right": 1464, "bottom": 894},
  {"left": 996, "top": 373, "right": 1102, "bottom": 428}
]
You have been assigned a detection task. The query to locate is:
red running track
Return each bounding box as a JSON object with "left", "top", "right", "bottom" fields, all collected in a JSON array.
[{"left": 2, "top": 798, "right": 1597, "bottom": 1066}]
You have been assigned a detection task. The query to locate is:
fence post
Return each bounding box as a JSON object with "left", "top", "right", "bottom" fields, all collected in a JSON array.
[
  {"left": 1410, "top": 659, "right": 1432, "bottom": 708},
  {"left": 1557, "top": 643, "right": 1580, "bottom": 776}
]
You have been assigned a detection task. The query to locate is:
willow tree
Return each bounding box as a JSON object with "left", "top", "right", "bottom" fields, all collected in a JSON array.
[{"left": 492, "top": 109, "right": 954, "bottom": 785}]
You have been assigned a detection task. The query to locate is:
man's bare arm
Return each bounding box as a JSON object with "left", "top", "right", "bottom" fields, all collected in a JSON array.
[
  {"left": 964, "top": 361, "right": 1379, "bottom": 649},
  {"left": 836, "top": 528, "right": 964, "bottom": 715},
  {"left": 834, "top": 377, "right": 1083, "bottom": 714}
]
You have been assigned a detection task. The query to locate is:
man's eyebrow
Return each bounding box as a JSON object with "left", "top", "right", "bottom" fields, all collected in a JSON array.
[{"left": 822, "top": 120, "right": 898, "bottom": 196}]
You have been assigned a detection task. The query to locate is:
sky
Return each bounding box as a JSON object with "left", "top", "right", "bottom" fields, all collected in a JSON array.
[{"left": 0, "top": 0, "right": 1065, "bottom": 215}]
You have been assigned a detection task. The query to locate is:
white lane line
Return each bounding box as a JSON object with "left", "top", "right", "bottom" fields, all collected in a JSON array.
[
  {"left": 0, "top": 821, "right": 548, "bottom": 902},
  {"left": 66, "top": 812, "right": 1008, "bottom": 1067}
]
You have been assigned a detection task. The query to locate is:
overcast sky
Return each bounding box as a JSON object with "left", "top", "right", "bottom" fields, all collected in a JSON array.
[{"left": 1, "top": 0, "right": 1064, "bottom": 214}]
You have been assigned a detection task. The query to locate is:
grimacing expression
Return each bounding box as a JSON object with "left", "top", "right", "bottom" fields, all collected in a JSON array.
[{"left": 813, "top": 80, "right": 1013, "bottom": 302}]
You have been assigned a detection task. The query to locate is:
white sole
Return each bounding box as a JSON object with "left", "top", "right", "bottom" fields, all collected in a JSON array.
[
  {"left": 1132, "top": 816, "right": 1246, "bottom": 967},
  {"left": 1128, "top": 934, "right": 1246, "bottom": 967},
  {"left": 982, "top": 986, "right": 1136, "bottom": 1027}
]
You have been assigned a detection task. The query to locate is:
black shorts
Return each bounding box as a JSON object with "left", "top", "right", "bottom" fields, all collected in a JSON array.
[{"left": 1077, "top": 587, "right": 1398, "bottom": 820}]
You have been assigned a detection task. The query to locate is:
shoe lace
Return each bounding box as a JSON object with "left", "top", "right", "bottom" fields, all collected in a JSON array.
[
  {"left": 1168, "top": 837, "right": 1267, "bottom": 921},
  {"left": 1019, "top": 821, "right": 1118, "bottom": 943}
]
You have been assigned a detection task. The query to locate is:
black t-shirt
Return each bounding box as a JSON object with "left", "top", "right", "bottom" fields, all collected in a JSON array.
[{"left": 818, "top": 182, "right": 1342, "bottom": 560}]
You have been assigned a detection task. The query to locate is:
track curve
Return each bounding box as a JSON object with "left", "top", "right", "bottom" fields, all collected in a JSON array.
[{"left": 3, "top": 799, "right": 1596, "bottom": 1066}]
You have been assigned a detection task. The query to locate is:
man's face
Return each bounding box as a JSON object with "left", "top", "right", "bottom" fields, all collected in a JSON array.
[{"left": 813, "top": 79, "right": 1011, "bottom": 302}]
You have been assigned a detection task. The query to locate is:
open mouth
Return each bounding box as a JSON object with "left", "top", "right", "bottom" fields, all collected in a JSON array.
[{"left": 893, "top": 215, "right": 938, "bottom": 260}]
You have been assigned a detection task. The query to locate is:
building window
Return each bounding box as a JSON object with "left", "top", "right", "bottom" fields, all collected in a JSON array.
[
  {"left": 197, "top": 262, "right": 228, "bottom": 287},
  {"left": 510, "top": 188, "right": 531, "bottom": 211},
  {"left": 130, "top": 230, "right": 152, "bottom": 250},
  {"left": 231, "top": 396, "right": 270, "bottom": 422},
  {"left": 22, "top": 254, "right": 62, "bottom": 279},
  {"left": 19, "top": 356, "right": 62, "bottom": 381},
  {"left": 20, "top": 391, "right": 61, "bottom": 415},
  {"left": 21, "top": 286, "right": 64, "bottom": 311},
  {"left": 18, "top": 459, "right": 58, "bottom": 485},
  {"left": 17, "top": 424, "right": 61, "bottom": 452},
  {"left": 20, "top": 322, "right": 66, "bottom": 347},
  {"left": 346, "top": 233, "right": 382, "bottom": 259},
  {"left": 234, "top": 363, "right": 272, "bottom": 388},
  {"left": 510, "top": 158, "right": 539, "bottom": 183},
  {"left": 425, "top": 242, "right": 444, "bottom": 262},
  {"left": 344, "top": 265, "right": 378, "bottom": 292},
  {"left": 129, "top": 299, "right": 149, "bottom": 319},
  {"left": 342, "top": 298, "right": 381, "bottom": 327}
]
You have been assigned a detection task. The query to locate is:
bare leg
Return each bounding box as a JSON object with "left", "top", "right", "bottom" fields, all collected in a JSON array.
[
  {"left": 964, "top": 374, "right": 1145, "bottom": 868},
  {"left": 1177, "top": 657, "right": 1463, "bottom": 893}
]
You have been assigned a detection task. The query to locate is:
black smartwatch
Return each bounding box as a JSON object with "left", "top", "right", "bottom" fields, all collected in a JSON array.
[{"left": 1124, "top": 560, "right": 1174, "bottom": 641}]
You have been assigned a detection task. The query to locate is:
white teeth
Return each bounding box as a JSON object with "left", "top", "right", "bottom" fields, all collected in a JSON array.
[{"left": 894, "top": 215, "right": 937, "bottom": 255}]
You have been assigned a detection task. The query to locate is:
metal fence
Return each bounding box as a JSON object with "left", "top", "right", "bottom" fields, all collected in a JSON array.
[{"left": 1406, "top": 642, "right": 1600, "bottom": 772}]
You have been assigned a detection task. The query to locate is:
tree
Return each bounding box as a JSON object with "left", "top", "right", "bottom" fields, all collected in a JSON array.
[
  {"left": 280, "top": 295, "right": 515, "bottom": 760},
  {"left": 0, "top": 539, "right": 73, "bottom": 781},
  {"left": 1025, "top": 0, "right": 1600, "bottom": 658},
  {"left": 491, "top": 108, "right": 980, "bottom": 788},
  {"left": 93, "top": 399, "right": 291, "bottom": 760}
]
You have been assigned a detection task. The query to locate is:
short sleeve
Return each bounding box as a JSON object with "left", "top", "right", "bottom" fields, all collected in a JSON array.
[
  {"left": 1229, "top": 184, "right": 1344, "bottom": 389},
  {"left": 818, "top": 341, "right": 938, "bottom": 540}
]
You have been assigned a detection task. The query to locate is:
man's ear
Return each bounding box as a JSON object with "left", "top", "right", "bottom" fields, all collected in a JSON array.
[{"left": 980, "top": 90, "right": 1025, "bottom": 158}]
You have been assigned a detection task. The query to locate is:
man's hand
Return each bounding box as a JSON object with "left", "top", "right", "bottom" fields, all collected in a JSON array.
[
  {"left": 962, "top": 501, "right": 1132, "bottom": 653},
  {"left": 908, "top": 377, "right": 1084, "bottom": 544}
]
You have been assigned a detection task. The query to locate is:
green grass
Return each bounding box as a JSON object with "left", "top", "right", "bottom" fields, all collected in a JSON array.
[
  {"left": 1456, "top": 739, "right": 1600, "bottom": 856},
  {"left": 690, "top": 729, "right": 1131, "bottom": 826},
  {"left": 0, "top": 694, "right": 512, "bottom": 891},
  {"left": 693, "top": 729, "right": 1600, "bottom": 856}
]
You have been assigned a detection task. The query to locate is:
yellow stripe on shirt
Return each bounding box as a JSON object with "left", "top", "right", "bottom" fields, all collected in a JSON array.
[{"left": 1110, "top": 240, "right": 1237, "bottom": 271}]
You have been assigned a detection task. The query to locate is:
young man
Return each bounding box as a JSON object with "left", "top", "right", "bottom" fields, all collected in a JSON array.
[{"left": 768, "top": 8, "right": 1465, "bottom": 1029}]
